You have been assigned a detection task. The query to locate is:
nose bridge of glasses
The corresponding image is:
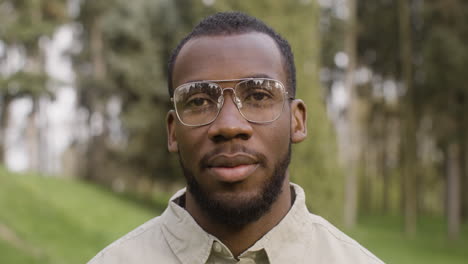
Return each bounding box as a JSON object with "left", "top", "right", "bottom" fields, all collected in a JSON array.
[{"left": 220, "top": 87, "right": 243, "bottom": 109}]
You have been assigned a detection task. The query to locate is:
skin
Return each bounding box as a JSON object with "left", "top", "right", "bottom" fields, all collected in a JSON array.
[{"left": 166, "top": 32, "right": 307, "bottom": 257}]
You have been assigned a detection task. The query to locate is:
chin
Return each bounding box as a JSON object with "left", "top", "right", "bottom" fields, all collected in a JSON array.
[
  {"left": 186, "top": 169, "right": 285, "bottom": 227},
  {"left": 210, "top": 188, "right": 263, "bottom": 208},
  {"left": 180, "top": 144, "right": 291, "bottom": 227}
]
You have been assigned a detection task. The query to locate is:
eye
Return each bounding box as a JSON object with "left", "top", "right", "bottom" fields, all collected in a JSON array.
[
  {"left": 252, "top": 92, "right": 267, "bottom": 101},
  {"left": 246, "top": 90, "right": 272, "bottom": 102},
  {"left": 186, "top": 95, "right": 214, "bottom": 107}
]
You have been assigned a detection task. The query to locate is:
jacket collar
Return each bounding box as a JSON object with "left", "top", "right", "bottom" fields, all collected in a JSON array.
[{"left": 161, "top": 184, "right": 310, "bottom": 264}]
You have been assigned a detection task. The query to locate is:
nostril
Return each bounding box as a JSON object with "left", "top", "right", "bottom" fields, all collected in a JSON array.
[
  {"left": 211, "top": 134, "right": 225, "bottom": 143},
  {"left": 238, "top": 134, "right": 249, "bottom": 140},
  {"left": 211, "top": 132, "right": 250, "bottom": 143}
]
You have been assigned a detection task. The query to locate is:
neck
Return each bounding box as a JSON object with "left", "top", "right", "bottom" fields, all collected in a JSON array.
[{"left": 185, "top": 176, "right": 292, "bottom": 257}]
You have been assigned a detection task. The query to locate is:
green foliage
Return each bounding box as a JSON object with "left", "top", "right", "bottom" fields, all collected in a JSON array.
[
  {"left": 0, "top": 0, "right": 67, "bottom": 46},
  {"left": 320, "top": 0, "right": 468, "bottom": 230},
  {"left": 74, "top": 0, "right": 188, "bottom": 184},
  {"left": 419, "top": 0, "right": 468, "bottom": 142},
  {"left": 0, "top": 71, "right": 52, "bottom": 99},
  {"left": 356, "top": 0, "right": 400, "bottom": 78},
  {"left": 0, "top": 167, "right": 164, "bottom": 264},
  {"left": 0, "top": 0, "right": 68, "bottom": 132}
]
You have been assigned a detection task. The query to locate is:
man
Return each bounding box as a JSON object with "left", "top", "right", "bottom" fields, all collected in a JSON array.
[{"left": 88, "top": 12, "right": 383, "bottom": 264}]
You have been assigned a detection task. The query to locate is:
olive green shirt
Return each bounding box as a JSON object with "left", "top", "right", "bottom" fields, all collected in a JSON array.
[{"left": 88, "top": 183, "right": 383, "bottom": 264}]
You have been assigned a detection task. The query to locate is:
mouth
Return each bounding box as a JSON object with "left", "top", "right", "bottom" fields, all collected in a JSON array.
[{"left": 205, "top": 154, "right": 260, "bottom": 183}]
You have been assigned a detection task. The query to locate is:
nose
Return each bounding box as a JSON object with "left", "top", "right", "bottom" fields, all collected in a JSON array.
[{"left": 207, "top": 92, "right": 253, "bottom": 142}]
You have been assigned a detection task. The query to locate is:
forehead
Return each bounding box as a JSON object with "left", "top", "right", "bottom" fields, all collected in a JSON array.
[{"left": 172, "top": 32, "right": 286, "bottom": 87}]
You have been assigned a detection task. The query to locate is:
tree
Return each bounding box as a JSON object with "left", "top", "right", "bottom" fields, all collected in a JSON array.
[
  {"left": 73, "top": 0, "right": 202, "bottom": 191},
  {"left": 398, "top": 0, "right": 418, "bottom": 236},
  {"left": 343, "top": 0, "right": 359, "bottom": 228},
  {"left": 0, "top": 0, "right": 67, "bottom": 166},
  {"left": 420, "top": 0, "right": 468, "bottom": 238}
]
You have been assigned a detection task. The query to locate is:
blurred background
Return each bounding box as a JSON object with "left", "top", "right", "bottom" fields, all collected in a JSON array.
[{"left": 0, "top": 0, "right": 467, "bottom": 263}]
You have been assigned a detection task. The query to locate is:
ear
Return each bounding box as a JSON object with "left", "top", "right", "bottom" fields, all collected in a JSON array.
[
  {"left": 166, "top": 110, "right": 179, "bottom": 152},
  {"left": 290, "top": 99, "right": 307, "bottom": 143}
]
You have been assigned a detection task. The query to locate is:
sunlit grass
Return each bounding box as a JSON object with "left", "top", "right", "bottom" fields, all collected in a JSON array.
[
  {"left": 0, "top": 238, "right": 40, "bottom": 263},
  {"left": 0, "top": 168, "right": 166, "bottom": 264},
  {"left": 348, "top": 214, "right": 468, "bottom": 264},
  {"left": 1, "top": 167, "right": 467, "bottom": 264}
]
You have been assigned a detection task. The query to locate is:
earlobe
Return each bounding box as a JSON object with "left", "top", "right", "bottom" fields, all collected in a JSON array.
[
  {"left": 290, "top": 99, "right": 307, "bottom": 143},
  {"left": 166, "top": 110, "right": 179, "bottom": 152}
]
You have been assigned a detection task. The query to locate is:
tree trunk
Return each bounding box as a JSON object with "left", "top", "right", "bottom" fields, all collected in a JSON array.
[
  {"left": 463, "top": 135, "right": 468, "bottom": 222},
  {"left": 26, "top": 99, "right": 40, "bottom": 171},
  {"left": 381, "top": 131, "right": 390, "bottom": 213},
  {"left": 460, "top": 106, "right": 468, "bottom": 222},
  {"left": 360, "top": 147, "right": 372, "bottom": 212},
  {"left": 84, "top": 16, "right": 109, "bottom": 181},
  {"left": 25, "top": 0, "right": 46, "bottom": 173},
  {"left": 398, "top": 0, "right": 417, "bottom": 236},
  {"left": 447, "top": 142, "right": 461, "bottom": 240},
  {"left": 91, "top": 17, "right": 106, "bottom": 80},
  {"left": 0, "top": 96, "right": 12, "bottom": 163},
  {"left": 344, "top": 0, "right": 359, "bottom": 228}
]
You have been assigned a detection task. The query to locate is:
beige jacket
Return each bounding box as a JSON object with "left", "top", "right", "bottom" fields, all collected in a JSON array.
[{"left": 88, "top": 183, "right": 384, "bottom": 264}]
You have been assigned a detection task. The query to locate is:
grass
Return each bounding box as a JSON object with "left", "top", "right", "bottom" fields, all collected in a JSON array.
[
  {"left": 0, "top": 238, "right": 39, "bottom": 263},
  {"left": 347, "top": 214, "right": 468, "bottom": 264},
  {"left": 0, "top": 167, "right": 166, "bottom": 264},
  {"left": 1, "top": 167, "right": 467, "bottom": 264}
]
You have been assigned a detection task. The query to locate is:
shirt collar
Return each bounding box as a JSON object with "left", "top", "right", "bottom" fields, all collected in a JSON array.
[
  {"left": 249, "top": 183, "right": 311, "bottom": 264},
  {"left": 161, "top": 183, "right": 310, "bottom": 264},
  {"left": 161, "top": 188, "right": 213, "bottom": 264}
]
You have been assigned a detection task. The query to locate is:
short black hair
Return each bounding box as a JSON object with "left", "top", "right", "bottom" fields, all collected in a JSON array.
[{"left": 167, "top": 11, "right": 296, "bottom": 97}]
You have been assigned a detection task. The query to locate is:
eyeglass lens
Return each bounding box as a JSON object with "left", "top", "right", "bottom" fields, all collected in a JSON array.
[{"left": 174, "top": 79, "right": 285, "bottom": 126}]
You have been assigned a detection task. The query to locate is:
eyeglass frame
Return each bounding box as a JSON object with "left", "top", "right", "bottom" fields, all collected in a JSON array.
[{"left": 170, "top": 78, "right": 295, "bottom": 127}]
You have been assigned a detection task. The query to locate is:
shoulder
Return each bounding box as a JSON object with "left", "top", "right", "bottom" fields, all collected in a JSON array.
[
  {"left": 87, "top": 214, "right": 176, "bottom": 264},
  {"left": 303, "top": 213, "right": 384, "bottom": 264},
  {"left": 285, "top": 183, "right": 384, "bottom": 263},
  {"left": 87, "top": 190, "right": 189, "bottom": 264}
]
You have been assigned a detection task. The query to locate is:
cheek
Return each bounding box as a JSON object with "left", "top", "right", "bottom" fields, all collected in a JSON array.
[
  {"left": 258, "top": 121, "right": 291, "bottom": 158},
  {"left": 175, "top": 128, "right": 205, "bottom": 167}
]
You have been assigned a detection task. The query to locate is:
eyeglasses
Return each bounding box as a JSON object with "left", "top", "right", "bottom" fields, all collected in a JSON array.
[{"left": 171, "top": 78, "right": 292, "bottom": 127}]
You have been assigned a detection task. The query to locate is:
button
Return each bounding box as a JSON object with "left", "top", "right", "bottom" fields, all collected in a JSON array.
[{"left": 213, "top": 241, "right": 223, "bottom": 253}]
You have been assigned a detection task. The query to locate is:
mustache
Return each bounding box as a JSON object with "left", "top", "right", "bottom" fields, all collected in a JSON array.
[{"left": 200, "top": 144, "right": 267, "bottom": 169}]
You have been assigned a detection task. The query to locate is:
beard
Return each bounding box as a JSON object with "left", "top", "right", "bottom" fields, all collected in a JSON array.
[{"left": 179, "top": 144, "right": 291, "bottom": 228}]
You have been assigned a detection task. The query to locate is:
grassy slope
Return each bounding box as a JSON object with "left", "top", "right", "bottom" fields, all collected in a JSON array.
[
  {"left": 347, "top": 214, "right": 468, "bottom": 264},
  {"left": 0, "top": 168, "right": 164, "bottom": 264},
  {"left": 1, "top": 167, "right": 467, "bottom": 264}
]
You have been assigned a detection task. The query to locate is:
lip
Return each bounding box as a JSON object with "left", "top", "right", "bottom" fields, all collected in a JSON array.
[{"left": 206, "top": 154, "right": 259, "bottom": 183}]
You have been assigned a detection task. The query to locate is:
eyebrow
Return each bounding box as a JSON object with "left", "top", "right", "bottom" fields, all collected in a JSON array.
[
  {"left": 186, "top": 74, "right": 275, "bottom": 83},
  {"left": 245, "top": 74, "right": 275, "bottom": 79}
]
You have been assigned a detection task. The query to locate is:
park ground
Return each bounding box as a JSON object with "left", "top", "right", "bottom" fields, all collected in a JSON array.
[{"left": 0, "top": 168, "right": 467, "bottom": 264}]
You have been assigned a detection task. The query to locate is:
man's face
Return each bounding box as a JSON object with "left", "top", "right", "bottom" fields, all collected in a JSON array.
[{"left": 167, "top": 32, "right": 306, "bottom": 226}]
